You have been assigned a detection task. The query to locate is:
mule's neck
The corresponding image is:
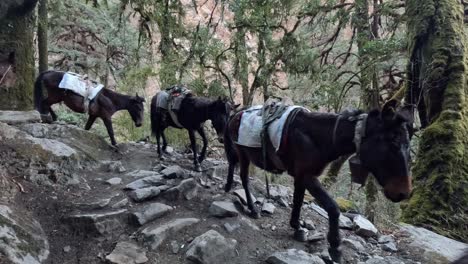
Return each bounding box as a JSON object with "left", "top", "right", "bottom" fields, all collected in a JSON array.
[
  {"left": 102, "top": 89, "right": 132, "bottom": 111},
  {"left": 300, "top": 111, "right": 358, "bottom": 161},
  {"left": 189, "top": 97, "right": 217, "bottom": 122}
]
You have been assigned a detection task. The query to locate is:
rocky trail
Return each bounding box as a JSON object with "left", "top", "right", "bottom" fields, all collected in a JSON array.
[{"left": 0, "top": 111, "right": 467, "bottom": 264}]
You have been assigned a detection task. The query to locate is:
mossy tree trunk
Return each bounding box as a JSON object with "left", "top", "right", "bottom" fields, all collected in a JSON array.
[
  {"left": 0, "top": 5, "right": 36, "bottom": 110},
  {"left": 37, "top": 0, "right": 48, "bottom": 73},
  {"left": 402, "top": 0, "right": 468, "bottom": 242}
]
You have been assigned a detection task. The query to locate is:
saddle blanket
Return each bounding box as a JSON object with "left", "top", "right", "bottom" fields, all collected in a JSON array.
[
  {"left": 58, "top": 72, "right": 104, "bottom": 100},
  {"left": 156, "top": 85, "right": 190, "bottom": 110},
  {"left": 237, "top": 105, "right": 303, "bottom": 151}
]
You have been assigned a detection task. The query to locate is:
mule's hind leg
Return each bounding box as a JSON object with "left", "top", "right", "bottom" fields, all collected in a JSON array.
[
  {"left": 161, "top": 130, "right": 169, "bottom": 153},
  {"left": 238, "top": 152, "right": 260, "bottom": 219},
  {"left": 155, "top": 129, "right": 163, "bottom": 159},
  {"left": 305, "top": 177, "right": 342, "bottom": 263},
  {"left": 290, "top": 177, "right": 308, "bottom": 242},
  {"left": 188, "top": 129, "right": 201, "bottom": 171},
  {"left": 41, "top": 97, "right": 60, "bottom": 123},
  {"left": 196, "top": 127, "right": 208, "bottom": 163}
]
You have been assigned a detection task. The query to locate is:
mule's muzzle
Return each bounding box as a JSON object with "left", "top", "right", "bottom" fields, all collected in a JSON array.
[
  {"left": 384, "top": 189, "right": 410, "bottom": 202},
  {"left": 383, "top": 179, "right": 412, "bottom": 203}
]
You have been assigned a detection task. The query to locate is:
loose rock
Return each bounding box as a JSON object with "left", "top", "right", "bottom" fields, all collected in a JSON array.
[
  {"left": 162, "top": 178, "right": 198, "bottom": 200},
  {"left": 128, "top": 186, "right": 162, "bottom": 202},
  {"left": 106, "top": 177, "right": 122, "bottom": 185},
  {"left": 382, "top": 242, "right": 398, "bottom": 252},
  {"left": 185, "top": 230, "right": 237, "bottom": 264},
  {"left": 208, "top": 201, "right": 239, "bottom": 218},
  {"left": 343, "top": 238, "right": 366, "bottom": 252},
  {"left": 141, "top": 218, "right": 200, "bottom": 249},
  {"left": 111, "top": 198, "right": 129, "bottom": 209},
  {"left": 266, "top": 249, "right": 325, "bottom": 264},
  {"left": 262, "top": 202, "right": 276, "bottom": 214},
  {"left": 0, "top": 110, "right": 41, "bottom": 124},
  {"left": 353, "top": 215, "right": 378, "bottom": 237},
  {"left": 105, "top": 241, "right": 148, "bottom": 264},
  {"left": 161, "top": 165, "right": 185, "bottom": 179},
  {"left": 64, "top": 209, "right": 128, "bottom": 235},
  {"left": 124, "top": 175, "right": 165, "bottom": 190},
  {"left": 223, "top": 222, "right": 241, "bottom": 233},
  {"left": 130, "top": 203, "right": 173, "bottom": 226},
  {"left": 234, "top": 189, "right": 257, "bottom": 205}
]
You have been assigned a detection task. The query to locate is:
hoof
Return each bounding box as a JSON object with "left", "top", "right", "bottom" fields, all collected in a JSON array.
[
  {"left": 194, "top": 164, "right": 202, "bottom": 172},
  {"left": 224, "top": 184, "right": 231, "bottom": 193},
  {"left": 249, "top": 210, "right": 261, "bottom": 219},
  {"left": 293, "top": 228, "right": 308, "bottom": 242},
  {"left": 159, "top": 156, "right": 165, "bottom": 161},
  {"left": 328, "top": 247, "right": 342, "bottom": 264}
]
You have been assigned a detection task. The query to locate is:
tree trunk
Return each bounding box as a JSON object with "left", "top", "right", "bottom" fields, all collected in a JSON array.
[
  {"left": 37, "top": 0, "right": 48, "bottom": 73},
  {"left": 402, "top": 0, "right": 468, "bottom": 242},
  {"left": 0, "top": 10, "right": 35, "bottom": 110}
]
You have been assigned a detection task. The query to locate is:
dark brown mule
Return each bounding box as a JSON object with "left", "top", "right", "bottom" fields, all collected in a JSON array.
[
  {"left": 34, "top": 70, "right": 145, "bottom": 145},
  {"left": 151, "top": 91, "right": 235, "bottom": 171},
  {"left": 224, "top": 100, "right": 413, "bottom": 263}
]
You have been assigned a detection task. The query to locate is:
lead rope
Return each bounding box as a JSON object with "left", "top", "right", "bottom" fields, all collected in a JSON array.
[{"left": 0, "top": 65, "right": 13, "bottom": 87}]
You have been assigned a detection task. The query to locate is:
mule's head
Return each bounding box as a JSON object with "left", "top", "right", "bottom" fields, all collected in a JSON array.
[
  {"left": 359, "top": 100, "right": 414, "bottom": 202},
  {"left": 0, "top": 52, "right": 16, "bottom": 88},
  {"left": 128, "top": 93, "right": 145, "bottom": 127},
  {"left": 209, "top": 97, "right": 240, "bottom": 143}
]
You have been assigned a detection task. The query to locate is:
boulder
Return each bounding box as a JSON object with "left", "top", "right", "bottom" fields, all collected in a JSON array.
[
  {"left": 399, "top": 224, "right": 468, "bottom": 263},
  {"left": 266, "top": 249, "right": 325, "bottom": 264},
  {"left": 130, "top": 203, "right": 173, "bottom": 226},
  {"left": 208, "top": 201, "right": 239, "bottom": 218},
  {"left": 342, "top": 238, "right": 366, "bottom": 252},
  {"left": 125, "top": 170, "right": 162, "bottom": 178},
  {"left": 0, "top": 110, "right": 41, "bottom": 124},
  {"left": 353, "top": 215, "right": 378, "bottom": 237},
  {"left": 140, "top": 218, "right": 200, "bottom": 249},
  {"left": 0, "top": 205, "right": 49, "bottom": 264},
  {"left": 185, "top": 230, "right": 237, "bottom": 264},
  {"left": 105, "top": 241, "right": 148, "bottom": 264},
  {"left": 310, "top": 203, "right": 353, "bottom": 229}
]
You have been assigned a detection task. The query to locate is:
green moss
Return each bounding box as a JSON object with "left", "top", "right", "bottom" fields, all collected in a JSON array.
[
  {"left": 0, "top": 10, "right": 35, "bottom": 110},
  {"left": 336, "top": 197, "right": 358, "bottom": 212}
]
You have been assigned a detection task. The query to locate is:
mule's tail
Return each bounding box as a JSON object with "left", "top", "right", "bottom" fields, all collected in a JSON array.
[
  {"left": 150, "top": 94, "right": 159, "bottom": 137},
  {"left": 34, "top": 72, "right": 46, "bottom": 114}
]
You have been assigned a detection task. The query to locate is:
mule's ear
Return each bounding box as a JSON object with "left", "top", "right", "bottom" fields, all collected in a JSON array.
[
  {"left": 8, "top": 52, "right": 15, "bottom": 64},
  {"left": 382, "top": 99, "right": 398, "bottom": 122},
  {"left": 233, "top": 103, "right": 241, "bottom": 109}
]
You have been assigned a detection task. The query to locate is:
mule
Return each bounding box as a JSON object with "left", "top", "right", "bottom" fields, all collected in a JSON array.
[
  {"left": 34, "top": 70, "right": 145, "bottom": 146},
  {"left": 151, "top": 91, "right": 235, "bottom": 171},
  {"left": 224, "top": 100, "right": 413, "bottom": 263}
]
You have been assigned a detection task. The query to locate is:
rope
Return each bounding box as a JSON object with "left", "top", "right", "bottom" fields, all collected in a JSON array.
[{"left": 0, "top": 65, "right": 12, "bottom": 86}]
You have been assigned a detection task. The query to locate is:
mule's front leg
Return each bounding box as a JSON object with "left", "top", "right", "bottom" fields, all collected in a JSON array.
[
  {"left": 188, "top": 130, "right": 201, "bottom": 171},
  {"left": 103, "top": 118, "right": 117, "bottom": 146},
  {"left": 290, "top": 178, "right": 307, "bottom": 242},
  {"left": 306, "top": 178, "right": 342, "bottom": 263},
  {"left": 85, "top": 115, "right": 97, "bottom": 130},
  {"left": 196, "top": 127, "right": 208, "bottom": 163}
]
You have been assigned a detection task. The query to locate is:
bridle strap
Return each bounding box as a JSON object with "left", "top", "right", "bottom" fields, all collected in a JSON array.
[{"left": 352, "top": 114, "right": 368, "bottom": 155}]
